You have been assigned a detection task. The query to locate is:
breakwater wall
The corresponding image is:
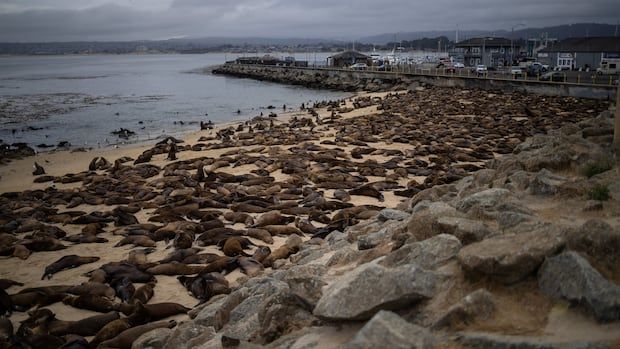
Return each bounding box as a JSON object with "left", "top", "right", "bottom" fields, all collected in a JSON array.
[{"left": 212, "top": 64, "right": 617, "bottom": 100}]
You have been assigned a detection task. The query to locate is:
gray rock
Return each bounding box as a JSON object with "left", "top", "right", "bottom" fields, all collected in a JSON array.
[
  {"left": 325, "top": 230, "right": 346, "bottom": 247},
  {"left": 163, "top": 322, "right": 209, "bottom": 349},
  {"left": 456, "top": 188, "right": 513, "bottom": 213},
  {"left": 290, "top": 246, "right": 327, "bottom": 265},
  {"left": 435, "top": 216, "right": 492, "bottom": 245},
  {"left": 222, "top": 295, "right": 263, "bottom": 341},
  {"left": 377, "top": 208, "right": 410, "bottom": 222},
  {"left": 326, "top": 246, "right": 363, "bottom": 267},
  {"left": 273, "top": 259, "right": 287, "bottom": 269},
  {"left": 432, "top": 289, "right": 495, "bottom": 330},
  {"left": 406, "top": 202, "right": 461, "bottom": 241},
  {"left": 344, "top": 310, "right": 434, "bottom": 349},
  {"left": 192, "top": 296, "right": 227, "bottom": 326},
  {"left": 189, "top": 294, "right": 227, "bottom": 320},
  {"left": 186, "top": 327, "right": 217, "bottom": 348},
  {"left": 131, "top": 328, "right": 172, "bottom": 349},
  {"left": 497, "top": 211, "right": 535, "bottom": 230},
  {"left": 285, "top": 234, "right": 303, "bottom": 249},
  {"left": 358, "top": 226, "right": 392, "bottom": 250},
  {"left": 257, "top": 290, "right": 318, "bottom": 344},
  {"left": 458, "top": 331, "right": 610, "bottom": 349},
  {"left": 212, "top": 287, "right": 251, "bottom": 330},
  {"left": 313, "top": 262, "right": 437, "bottom": 320},
  {"left": 274, "top": 264, "right": 327, "bottom": 305},
  {"left": 457, "top": 227, "right": 565, "bottom": 284},
  {"left": 566, "top": 219, "right": 620, "bottom": 274},
  {"left": 538, "top": 251, "right": 620, "bottom": 322},
  {"left": 529, "top": 169, "right": 569, "bottom": 196},
  {"left": 381, "top": 234, "right": 461, "bottom": 270}
]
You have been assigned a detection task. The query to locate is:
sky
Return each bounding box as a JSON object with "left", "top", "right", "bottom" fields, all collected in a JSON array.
[{"left": 0, "top": 0, "right": 618, "bottom": 42}]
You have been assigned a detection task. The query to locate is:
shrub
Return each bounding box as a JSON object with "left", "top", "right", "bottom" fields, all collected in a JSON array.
[{"left": 588, "top": 184, "right": 610, "bottom": 201}]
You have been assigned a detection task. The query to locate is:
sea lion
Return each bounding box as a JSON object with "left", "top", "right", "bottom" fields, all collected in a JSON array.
[
  {"left": 129, "top": 282, "right": 155, "bottom": 305},
  {"left": 0, "top": 279, "right": 23, "bottom": 290},
  {"left": 62, "top": 294, "right": 118, "bottom": 313},
  {"left": 114, "top": 235, "right": 156, "bottom": 248},
  {"left": 10, "top": 290, "right": 65, "bottom": 311},
  {"left": 230, "top": 203, "right": 270, "bottom": 214},
  {"left": 160, "top": 248, "right": 201, "bottom": 263},
  {"left": 23, "top": 334, "right": 64, "bottom": 349},
  {"left": 173, "top": 231, "right": 194, "bottom": 249},
  {"left": 89, "top": 318, "right": 132, "bottom": 348},
  {"left": 67, "top": 282, "right": 115, "bottom": 299},
  {"left": 88, "top": 269, "right": 108, "bottom": 283},
  {"left": 111, "top": 277, "right": 135, "bottom": 303},
  {"left": 134, "top": 302, "right": 190, "bottom": 320},
  {"left": 98, "top": 320, "right": 176, "bottom": 349},
  {"left": 0, "top": 289, "right": 12, "bottom": 316},
  {"left": 222, "top": 237, "right": 250, "bottom": 257},
  {"left": 295, "top": 217, "right": 319, "bottom": 235},
  {"left": 245, "top": 228, "right": 274, "bottom": 244},
  {"left": 263, "top": 225, "right": 303, "bottom": 236},
  {"left": 21, "top": 237, "right": 66, "bottom": 252},
  {"left": 48, "top": 311, "right": 120, "bottom": 337},
  {"left": 42, "top": 255, "right": 100, "bottom": 280},
  {"left": 253, "top": 211, "right": 294, "bottom": 227},
  {"left": 58, "top": 335, "right": 90, "bottom": 349},
  {"left": 127, "top": 248, "right": 156, "bottom": 265},
  {"left": 252, "top": 246, "right": 271, "bottom": 263},
  {"left": 0, "top": 315, "right": 13, "bottom": 343},
  {"left": 178, "top": 273, "right": 230, "bottom": 303},
  {"left": 199, "top": 256, "right": 238, "bottom": 274},
  {"left": 223, "top": 212, "right": 254, "bottom": 225},
  {"left": 181, "top": 252, "right": 220, "bottom": 264},
  {"left": 237, "top": 257, "right": 264, "bottom": 277},
  {"left": 333, "top": 189, "right": 351, "bottom": 202},
  {"left": 262, "top": 245, "right": 299, "bottom": 268},
  {"left": 145, "top": 262, "right": 205, "bottom": 276},
  {"left": 32, "top": 162, "right": 45, "bottom": 176},
  {"left": 349, "top": 185, "right": 385, "bottom": 202}
]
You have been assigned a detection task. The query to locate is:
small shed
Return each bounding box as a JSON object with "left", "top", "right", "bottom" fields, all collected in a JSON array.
[{"left": 328, "top": 51, "right": 372, "bottom": 68}]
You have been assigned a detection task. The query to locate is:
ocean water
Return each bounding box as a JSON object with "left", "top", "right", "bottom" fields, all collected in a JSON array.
[{"left": 0, "top": 53, "right": 346, "bottom": 149}]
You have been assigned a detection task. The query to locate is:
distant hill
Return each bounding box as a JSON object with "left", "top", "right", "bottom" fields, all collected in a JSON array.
[{"left": 357, "top": 23, "right": 618, "bottom": 44}]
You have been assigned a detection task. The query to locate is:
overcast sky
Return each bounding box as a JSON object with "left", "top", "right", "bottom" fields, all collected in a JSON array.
[{"left": 0, "top": 0, "right": 618, "bottom": 42}]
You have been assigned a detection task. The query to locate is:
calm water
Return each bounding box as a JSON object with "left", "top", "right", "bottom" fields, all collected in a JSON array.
[{"left": 0, "top": 53, "right": 346, "bottom": 149}]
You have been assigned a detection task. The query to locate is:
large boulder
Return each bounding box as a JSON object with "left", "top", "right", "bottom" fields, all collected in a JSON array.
[
  {"left": 343, "top": 311, "right": 435, "bottom": 349},
  {"left": 435, "top": 216, "right": 493, "bottom": 245},
  {"left": 405, "top": 201, "right": 460, "bottom": 242},
  {"left": 432, "top": 289, "right": 495, "bottom": 330},
  {"left": 381, "top": 234, "right": 461, "bottom": 270},
  {"left": 538, "top": 251, "right": 620, "bottom": 322},
  {"left": 163, "top": 322, "right": 211, "bottom": 349},
  {"left": 313, "top": 262, "right": 437, "bottom": 320},
  {"left": 131, "top": 328, "right": 172, "bottom": 349},
  {"left": 273, "top": 264, "right": 327, "bottom": 306},
  {"left": 257, "top": 290, "right": 319, "bottom": 343},
  {"left": 457, "top": 227, "right": 565, "bottom": 284},
  {"left": 458, "top": 331, "right": 609, "bottom": 349},
  {"left": 566, "top": 219, "right": 620, "bottom": 279}
]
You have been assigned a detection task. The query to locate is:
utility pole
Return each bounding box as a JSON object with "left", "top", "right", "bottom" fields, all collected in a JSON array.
[{"left": 614, "top": 82, "right": 620, "bottom": 153}]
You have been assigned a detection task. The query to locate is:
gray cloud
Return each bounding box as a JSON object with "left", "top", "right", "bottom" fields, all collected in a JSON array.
[{"left": 0, "top": 0, "right": 618, "bottom": 42}]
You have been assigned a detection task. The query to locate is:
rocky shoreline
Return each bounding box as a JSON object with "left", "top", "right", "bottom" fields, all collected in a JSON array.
[{"left": 0, "top": 86, "right": 618, "bottom": 349}]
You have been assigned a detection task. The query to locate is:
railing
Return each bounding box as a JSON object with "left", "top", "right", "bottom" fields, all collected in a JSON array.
[{"left": 222, "top": 63, "right": 618, "bottom": 88}]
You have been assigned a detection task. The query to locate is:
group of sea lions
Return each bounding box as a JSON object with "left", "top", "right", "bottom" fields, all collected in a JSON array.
[{"left": 0, "top": 87, "right": 608, "bottom": 348}]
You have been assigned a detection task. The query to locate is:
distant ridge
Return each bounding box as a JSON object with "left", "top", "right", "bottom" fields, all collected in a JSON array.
[{"left": 357, "top": 23, "right": 618, "bottom": 44}]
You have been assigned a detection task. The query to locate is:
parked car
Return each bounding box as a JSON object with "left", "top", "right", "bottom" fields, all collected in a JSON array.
[
  {"left": 453, "top": 62, "right": 465, "bottom": 69},
  {"left": 349, "top": 63, "right": 368, "bottom": 70},
  {"left": 526, "top": 62, "right": 548, "bottom": 75},
  {"left": 475, "top": 65, "right": 488, "bottom": 75},
  {"left": 510, "top": 66, "right": 523, "bottom": 76},
  {"left": 539, "top": 71, "right": 565, "bottom": 82}
]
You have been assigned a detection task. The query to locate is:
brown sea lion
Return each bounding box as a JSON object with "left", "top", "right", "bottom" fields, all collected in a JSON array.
[
  {"left": 10, "top": 290, "right": 65, "bottom": 312},
  {"left": 145, "top": 262, "right": 204, "bottom": 276},
  {"left": 230, "top": 203, "right": 270, "bottom": 214},
  {"left": 294, "top": 217, "right": 319, "bottom": 235},
  {"left": 263, "top": 225, "right": 303, "bottom": 236},
  {"left": 0, "top": 315, "right": 13, "bottom": 342},
  {"left": 252, "top": 246, "right": 271, "bottom": 263},
  {"left": 42, "top": 255, "right": 100, "bottom": 280},
  {"left": 199, "top": 256, "right": 238, "bottom": 274},
  {"left": 12, "top": 244, "right": 31, "bottom": 259},
  {"left": 138, "top": 302, "right": 190, "bottom": 320},
  {"left": 173, "top": 231, "right": 194, "bottom": 249},
  {"left": 333, "top": 189, "right": 351, "bottom": 202},
  {"left": 127, "top": 248, "right": 156, "bottom": 265},
  {"left": 0, "top": 279, "right": 23, "bottom": 290},
  {"left": 222, "top": 238, "right": 250, "bottom": 257},
  {"left": 98, "top": 320, "right": 176, "bottom": 349},
  {"left": 237, "top": 257, "right": 264, "bottom": 277},
  {"left": 262, "top": 245, "right": 299, "bottom": 268},
  {"left": 178, "top": 273, "right": 230, "bottom": 303},
  {"left": 223, "top": 212, "right": 254, "bottom": 225},
  {"left": 114, "top": 235, "right": 156, "bottom": 248},
  {"left": 181, "top": 252, "right": 220, "bottom": 264},
  {"left": 32, "top": 162, "right": 45, "bottom": 176},
  {"left": 67, "top": 282, "right": 115, "bottom": 299},
  {"left": 245, "top": 228, "right": 274, "bottom": 244},
  {"left": 253, "top": 211, "right": 294, "bottom": 227},
  {"left": 0, "top": 289, "right": 12, "bottom": 316},
  {"left": 48, "top": 311, "right": 120, "bottom": 337},
  {"left": 111, "top": 277, "right": 135, "bottom": 303},
  {"left": 160, "top": 248, "right": 201, "bottom": 263},
  {"left": 129, "top": 282, "right": 155, "bottom": 306},
  {"left": 88, "top": 269, "right": 108, "bottom": 283},
  {"left": 62, "top": 294, "right": 118, "bottom": 313},
  {"left": 349, "top": 185, "right": 385, "bottom": 202},
  {"left": 89, "top": 318, "right": 131, "bottom": 348}
]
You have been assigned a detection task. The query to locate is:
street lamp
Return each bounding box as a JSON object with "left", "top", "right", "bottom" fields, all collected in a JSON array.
[{"left": 510, "top": 23, "right": 526, "bottom": 67}]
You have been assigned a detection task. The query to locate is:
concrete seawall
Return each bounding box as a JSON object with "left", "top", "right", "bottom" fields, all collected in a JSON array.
[{"left": 212, "top": 64, "right": 617, "bottom": 100}]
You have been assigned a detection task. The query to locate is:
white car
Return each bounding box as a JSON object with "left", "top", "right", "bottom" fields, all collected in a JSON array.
[
  {"left": 475, "top": 65, "right": 488, "bottom": 75},
  {"left": 453, "top": 62, "right": 465, "bottom": 69},
  {"left": 510, "top": 66, "right": 523, "bottom": 76},
  {"left": 349, "top": 63, "right": 368, "bottom": 70}
]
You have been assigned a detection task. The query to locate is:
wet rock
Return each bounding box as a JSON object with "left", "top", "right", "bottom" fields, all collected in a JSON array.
[
  {"left": 381, "top": 234, "right": 461, "bottom": 270},
  {"left": 538, "top": 251, "right": 620, "bottom": 322},
  {"left": 432, "top": 289, "right": 495, "bottom": 330},
  {"left": 313, "top": 262, "right": 437, "bottom": 320},
  {"left": 131, "top": 328, "right": 172, "bottom": 349},
  {"left": 344, "top": 310, "right": 434, "bottom": 349},
  {"left": 377, "top": 209, "right": 410, "bottom": 222},
  {"left": 457, "top": 226, "right": 565, "bottom": 283},
  {"left": 435, "top": 216, "right": 492, "bottom": 245}
]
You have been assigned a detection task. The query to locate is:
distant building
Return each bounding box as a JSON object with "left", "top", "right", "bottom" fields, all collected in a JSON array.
[
  {"left": 327, "top": 51, "right": 371, "bottom": 68},
  {"left": 452, "top": 37, "right": 520, "bottom": 68},
  {"left": 526, "top": 37, "right": 558, "bottom": 58},
  {"left": 234, "top": 55, "right": 282, "bottom": 65},
  {"left": 537, "top": 37, "right": 620, "bottom": 70}
]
